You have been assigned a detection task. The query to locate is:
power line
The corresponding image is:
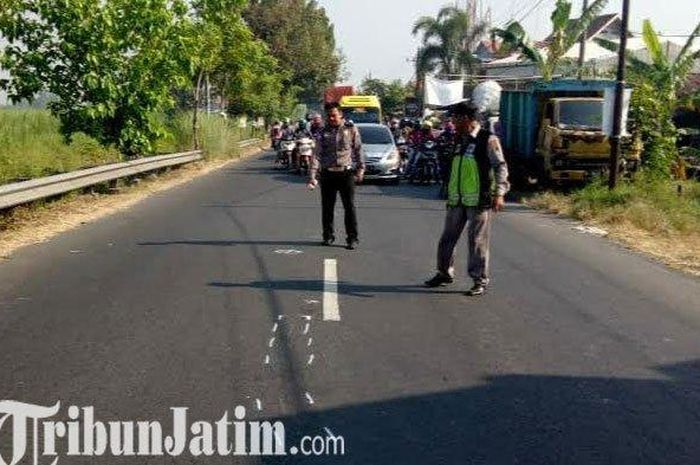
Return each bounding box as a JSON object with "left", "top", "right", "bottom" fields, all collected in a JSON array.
[{"left": 517, "top": 0, "right": 552, "bottom": 24}]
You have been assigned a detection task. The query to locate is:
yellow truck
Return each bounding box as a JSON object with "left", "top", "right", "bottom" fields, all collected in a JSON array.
[
  {"left": 500, "top": 80, "right": 641, "bottom": 186},
  {"left": 339, "top": 95, "right": 382, "bottom": 124}
]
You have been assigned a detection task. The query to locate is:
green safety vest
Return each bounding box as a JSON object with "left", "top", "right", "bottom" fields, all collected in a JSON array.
[
  {"left": 447, "top": 150, "right": 480, "bottom": 207},
  {"left": 447, "top": 130, "right": 494, "bottom": 209}
]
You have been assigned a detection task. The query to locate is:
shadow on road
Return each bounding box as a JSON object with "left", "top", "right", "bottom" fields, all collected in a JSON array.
[
  {"left": 259, "top": 359, "right": 700, "bottom": 464},
  {"left": 139, "top": 240, "right": 321, "bottom": 248},
  {"left": 209, "top": 280, "right": 464, "bottom": 297}
]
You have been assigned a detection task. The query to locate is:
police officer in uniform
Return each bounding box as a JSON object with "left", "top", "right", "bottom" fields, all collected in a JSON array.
[{"left": 307, "top": 102, "right": 365, "bottom": 250}]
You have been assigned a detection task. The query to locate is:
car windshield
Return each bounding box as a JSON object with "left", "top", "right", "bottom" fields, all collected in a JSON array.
[
  {"left": 358, "top": 126, "right": 393, "bottom": 145},
  {"left": 558, "top": 101, "right": 603, "bottom": 129},
  {"left": 345, "top": 108, "right": 381, "bottom": 124}
]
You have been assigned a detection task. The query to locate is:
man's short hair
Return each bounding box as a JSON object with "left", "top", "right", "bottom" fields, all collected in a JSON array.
[
  {"left": 450, "top": 102, "right": 480, "bottom": 120},
  {"left": 324, "top": 101, "right": 343, "bottom": 113}
]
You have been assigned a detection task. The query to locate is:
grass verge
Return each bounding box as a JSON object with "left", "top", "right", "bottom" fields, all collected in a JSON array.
[
  {"left": 525, "top": 173, "right": 700, "bottom": 276},
  {"left": 0, "top": 108, "right": 264, "bottom": 185}
]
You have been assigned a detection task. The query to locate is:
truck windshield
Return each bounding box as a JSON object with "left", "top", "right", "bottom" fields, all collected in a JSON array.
[{"left": 558, "top": 101, "right": 603, "bottom": 130}]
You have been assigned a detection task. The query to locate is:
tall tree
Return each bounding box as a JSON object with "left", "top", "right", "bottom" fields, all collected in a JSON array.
[
  {"left": 492, "top": 0, "right": 609, "bottom": 81},
  {"left": 412, "top": 5, "right": 488, "bottom": 78},
  {"left": 360, "top": 78, "right": 410, "bottom": 115},
  {"left": 244, "top": 0, "right": 342, "bottom": 103},
  {"left": 0, "top": 0, "right": 194, "bottom": 156}
]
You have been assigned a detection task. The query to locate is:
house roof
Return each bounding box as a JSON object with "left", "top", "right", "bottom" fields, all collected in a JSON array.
[{"left": 537, "top": 13, "right": 620, "bottom": 48}]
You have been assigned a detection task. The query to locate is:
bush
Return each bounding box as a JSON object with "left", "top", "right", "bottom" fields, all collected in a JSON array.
[
  {"left": 0, "top": 108, "right": 121, "bottom": 184},
  {"left": 566, "top": 172, "right": 700, "bottom": 235}
]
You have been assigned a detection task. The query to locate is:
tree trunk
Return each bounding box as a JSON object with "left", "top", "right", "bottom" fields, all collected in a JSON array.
[{"left": 193, "top": 70, "right": 204, "bottom": 151}]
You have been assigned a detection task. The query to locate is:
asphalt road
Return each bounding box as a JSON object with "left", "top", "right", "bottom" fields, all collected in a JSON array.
[{"left": 1, "top": 150, "right": 700, "bottom": 464}]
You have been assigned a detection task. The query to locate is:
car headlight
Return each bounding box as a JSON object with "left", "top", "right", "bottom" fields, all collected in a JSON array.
[{"left": 385, "top": 149, "right": 399, "bottom": 162}]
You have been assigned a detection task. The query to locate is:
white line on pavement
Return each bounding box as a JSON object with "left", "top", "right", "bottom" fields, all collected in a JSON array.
[
  {"left": 307, "top": 354, "right": 315, "bottom": 365},
  {"left": 264, "top": 354, "right": 271, "bottom": 365},
  {"left": 307, "top": 338, "right": 313, "bottom": 347},
  {"left": 271, "top": 323, "right": 278, "bottom": 333},
  {"left": 303, "top": 322, "right": 310, "bottom": 335},
  {"left": 305, "top": 392, "right": 315, "bottom": 405},
  {"left": 268, "top": 337, "right": 275, "bottom": 348},
  {"left": 323, "top": 259, "right": 340, "bottom": 321}
]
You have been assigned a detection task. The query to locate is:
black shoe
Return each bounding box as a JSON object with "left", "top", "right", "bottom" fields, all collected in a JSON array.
[
  {"left": 424, "top": 273, "right": 454, "bottom": 288},
  {"left": 322, "top": 237, "right": 335, "bottom": 247},
  {"left": 346, "top": 239, "right": 359, "bottom": 250},
  {"left": 465, "top": 282, "right": 487, "bottom": 296}
]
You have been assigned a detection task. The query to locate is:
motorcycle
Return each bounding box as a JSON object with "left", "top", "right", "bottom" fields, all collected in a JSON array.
[
  {"left": 277, "top": 135, "right": 296, "bottom": 169},
  {"left": 436, "top": 134, "right": 456, "bottom": 199},
  {"left": 408, "top": 140, "right": 439, "bottom": 185},
  {"left": 296, "top": 136, "right": 315, "bottom": 176}
]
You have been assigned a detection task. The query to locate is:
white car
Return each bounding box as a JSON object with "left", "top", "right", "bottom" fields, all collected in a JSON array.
[{"left": 357, "top": 123, "right": 401, "bottom": 184}]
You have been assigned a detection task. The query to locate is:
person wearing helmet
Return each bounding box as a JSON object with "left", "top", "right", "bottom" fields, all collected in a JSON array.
[
  {"left": 406, "top": 120, "right": 436, "bottom": 173},
  {"left": 310, "top": 113, "right": 324, "bottom": 141},
  {"left": 295, "top": 119, "right": 311, "bottom": 138}
]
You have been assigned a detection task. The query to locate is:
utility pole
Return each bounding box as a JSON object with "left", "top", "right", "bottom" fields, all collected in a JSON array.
[
  {"left": 608, "top": 0, "right": 630, "bottom": 190},
  {"left": 577, "top": 0, "right": 589, "bottom": 79}
]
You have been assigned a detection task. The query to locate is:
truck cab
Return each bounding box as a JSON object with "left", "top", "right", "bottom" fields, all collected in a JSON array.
[
  {"left": 499, "top": 79, "right": 641, "bottom": 186},
  {"left": 539, "top": 97, "right": 614, "bottom": 182},
  {"left": 340, "top": 95, "right": 382, "bottom": 124}
]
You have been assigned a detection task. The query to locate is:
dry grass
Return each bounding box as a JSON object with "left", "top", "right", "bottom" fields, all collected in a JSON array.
[
  {"left": 526, "top": 175, "right": 700, "bottom": 276},
  {"left": 0, "top": 143, "right": 267, "bottom": 259}
]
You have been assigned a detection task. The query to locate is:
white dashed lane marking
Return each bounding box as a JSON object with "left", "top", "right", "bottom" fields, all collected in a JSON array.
[{"left": 323, "top": 259, "right": 340, "bottom": 321}]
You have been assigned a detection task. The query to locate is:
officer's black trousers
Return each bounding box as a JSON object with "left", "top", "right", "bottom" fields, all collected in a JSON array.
[{"left": 320, "top": 170, "right": 358, "bottom": 243}]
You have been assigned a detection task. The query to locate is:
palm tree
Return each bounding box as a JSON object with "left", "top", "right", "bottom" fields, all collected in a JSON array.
[
  {"left": 492, "top": 0, "right": 609, "bottom": 81},
  {"left": 412, "top": 6, "right": 488, "bottom": 79}
]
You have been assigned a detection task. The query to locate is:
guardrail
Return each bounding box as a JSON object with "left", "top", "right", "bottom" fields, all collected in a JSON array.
[{"left": 0, "top": 138, "right": 262, "bottom": 211}]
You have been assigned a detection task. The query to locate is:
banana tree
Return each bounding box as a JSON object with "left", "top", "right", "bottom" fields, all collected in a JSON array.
[
  {"left": 596, "top": 19, "right": 700, "bottom": 103},
  {"left": 492, "top": 0, "right": 609, "bottom": 80},
  {"left": 595, "top": 19, "right": 700, "bottom": 177}
]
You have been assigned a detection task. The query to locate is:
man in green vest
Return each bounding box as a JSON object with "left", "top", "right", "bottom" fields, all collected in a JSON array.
[{"left": 425, "top": 102, "right": 510, "bottom": 296}]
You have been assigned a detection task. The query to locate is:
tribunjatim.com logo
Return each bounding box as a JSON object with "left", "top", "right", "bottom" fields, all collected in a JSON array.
[{"left": 0, "top": 400, "right": 345, "bottom": 465}]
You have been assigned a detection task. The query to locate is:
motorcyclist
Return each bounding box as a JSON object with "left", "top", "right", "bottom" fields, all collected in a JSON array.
[
  {"left": 389, "top": 118, "right": 401, "bottom": 139},
  {"left": 270, "top": 121, "right": 282, "bottom": 150},
  {"left": 407, "top": 121, "right": 436, "bottom": 175},
  {"left": 309, "top": 113, "right": 325, "bottom": 143},
  {"left": 295, "top": 119, "right": 312, "bottom": 139}
]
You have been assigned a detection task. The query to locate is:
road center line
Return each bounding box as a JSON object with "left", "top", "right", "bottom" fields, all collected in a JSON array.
[{"left": 323, "top": 258, "right": 340, "bottom": 321}]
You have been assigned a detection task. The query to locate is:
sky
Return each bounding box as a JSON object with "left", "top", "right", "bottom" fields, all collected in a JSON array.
[{"left": 316, "top": 0, "right": 700, "bottom": 85}]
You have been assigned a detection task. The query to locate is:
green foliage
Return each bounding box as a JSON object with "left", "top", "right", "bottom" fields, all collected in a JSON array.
[
  {"left": 628, "top": 80, "right": 677, "bottom": 177},
  {"left": 0, "top": 0, "right": 195, "bottom": 157},
  {"left": 359, "top": 78, "right": 410, "bottom": 115},
  {"left": 565, "top": 172, "right": 700, "bottom": 235},
  {"left": 596, "top": 19, "right": 700, "bottom": 177},
  {"left": 156, "top": 112, "right": 262, "bottom": 160},
  {"left": 244, "top": 0, "right": 342, "bottom": 103},
  {"left": 0, "top": 109, "right": 120, "bottom": 184},
  {"left": 188, "top": 0, "right": 292, "bottom": 121},
  {"left": 413, "top": 6, "right": 487, "bottom": 78},
  {"left": 493, "top": 0, "right": 609, "bottom": 80},
  {"left": 0, "top": 108, "right": 260, "bottom": 185}
]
